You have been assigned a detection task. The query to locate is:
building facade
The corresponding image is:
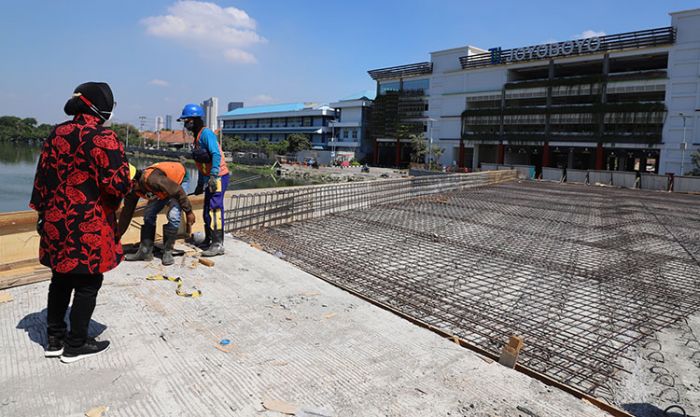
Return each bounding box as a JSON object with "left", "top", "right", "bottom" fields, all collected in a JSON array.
[
  {"left": 165, "top": 115, "right": 173, "bottom": 131},
  {"left": 201, "top": 97, "right": 219, "bottom": 131},
  {"left": 368, "top": 63, "right": 433, "bottom": 167},
  {"left": 329, "top": 91, "right": 375, "bottom": 160},
  {"left": 228, "top": 102, "right": 244, "bottom": 112},
  {"left": 368, "top": 8, "right": 700, "bottom": 174},
  {"left": 154, "top": 116, "right": 164, "bottom": 132},
  {"left": 219, "top": 102, "right": 336, "bottom": 149}
]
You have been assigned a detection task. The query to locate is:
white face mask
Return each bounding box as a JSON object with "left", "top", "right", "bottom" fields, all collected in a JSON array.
[{"left": 102, "top": 112, "right": 114, "bottom": 127}]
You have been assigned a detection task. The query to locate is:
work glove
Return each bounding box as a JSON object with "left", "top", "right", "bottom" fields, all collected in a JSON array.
[
  {"left": 194, "top": 182, "right": 204, "bottom": 196},
  {"left": 208, "top": 175, "right": 220, "bottom": 193}
]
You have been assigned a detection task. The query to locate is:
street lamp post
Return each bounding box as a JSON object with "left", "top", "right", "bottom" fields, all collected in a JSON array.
[
  {"left": 330, "top": 123, "right": 336, "bottom": 164},
  {"left": 680, "top": 113, "right": 689, "bottom": 176},
  {"left": 427, "top": 118, "right": 435, "bottom": 169}
]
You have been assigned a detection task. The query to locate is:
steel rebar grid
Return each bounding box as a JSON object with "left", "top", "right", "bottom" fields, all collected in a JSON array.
[{"left": 231, "top": 179, "right": 700, "bottom": 398}]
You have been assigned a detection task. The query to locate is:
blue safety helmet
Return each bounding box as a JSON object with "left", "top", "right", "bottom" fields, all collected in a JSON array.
[{"left": 177, "top": 103, "right": 204, "bottom": 121}]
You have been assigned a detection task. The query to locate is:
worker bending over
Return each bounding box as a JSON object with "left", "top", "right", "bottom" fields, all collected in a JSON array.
[{"left": 118, "top": 162, "right": 196, "bottom": 265}]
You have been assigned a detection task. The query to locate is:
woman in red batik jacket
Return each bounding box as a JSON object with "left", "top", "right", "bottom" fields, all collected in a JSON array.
[{"left": 30, "top": 82, "right": 131, "bottom": 363}]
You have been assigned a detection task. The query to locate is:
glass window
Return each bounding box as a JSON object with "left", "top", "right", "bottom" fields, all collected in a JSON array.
[
  {"left": 379, "top": 81, "right": 400, "bottom": 95},
  {"left": 343, "top": 130, "right": 349, "bottom": 139},
  {"left": 303, "top": 117, "right": 312, "bottom": 127},
  {"left": 403, "top": 78, "right": 429, "bottom": 93},
  {"left": 352, "top": 129, "right": 358, "bottom": 139}
]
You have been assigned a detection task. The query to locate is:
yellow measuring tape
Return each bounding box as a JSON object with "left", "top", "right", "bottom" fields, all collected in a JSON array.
[{"left": 146, "top": 274, "right": 202, "bottom": 298}]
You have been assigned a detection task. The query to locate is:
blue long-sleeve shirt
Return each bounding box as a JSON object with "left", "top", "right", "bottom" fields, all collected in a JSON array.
[{"left": 199, "top": 128, "right": 221, "bottom": 177}]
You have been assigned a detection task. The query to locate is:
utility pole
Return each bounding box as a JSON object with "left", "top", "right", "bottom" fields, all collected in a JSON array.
[
  {"left": 138, "top": 116, "right": 146, "bottom": 148},
  {"left": 427, "top": 118, "right": 436, "bottom": 169},
  {"left": 680, "top": 112, "right": 688, "bottom": 176},
  {"left": 125, "top": 124, "right": 129, "bottom": 148}
]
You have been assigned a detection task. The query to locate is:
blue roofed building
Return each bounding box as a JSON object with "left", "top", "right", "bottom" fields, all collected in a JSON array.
[{"left": 219, "top": 102, "right": 337, "bottom": 150}]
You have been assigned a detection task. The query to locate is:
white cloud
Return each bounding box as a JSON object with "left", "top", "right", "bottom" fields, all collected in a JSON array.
[
  {"left": 573, "top": 30, "right": 606, "bottom": 39},
  {"left": 247, "top": 94, "right": 276, "bottom": 105},
  {"left": 142, "top": 1, "right": 266, "bottom": 64},
  {"left": 223, "top": 49, "right": 257, "bottom": 64},
  {"left": 149, "top": 79, "right": 169, "bottom": 87}
]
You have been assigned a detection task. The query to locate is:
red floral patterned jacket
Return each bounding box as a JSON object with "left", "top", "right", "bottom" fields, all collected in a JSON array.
[{"left": 30, "top": 114, "right": 131, "bottom": 274}]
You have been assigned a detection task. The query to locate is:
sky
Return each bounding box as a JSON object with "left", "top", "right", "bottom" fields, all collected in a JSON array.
[{"left": 1, "top": 0, "right": 698, "bottom": 128}]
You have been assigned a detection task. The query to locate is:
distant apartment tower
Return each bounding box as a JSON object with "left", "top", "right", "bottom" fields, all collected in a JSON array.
[
  {"left": 201, "top": 97, "right": 219, "bottom": 131},
  {"left": 165, "top": 115, "right": 173, "bottom": 130},
  {"left": 155, "top": 116, "right": 164, "bottom": 132},
  {"left": 228, "top": 101, "right": 244, "bottom": 112}
]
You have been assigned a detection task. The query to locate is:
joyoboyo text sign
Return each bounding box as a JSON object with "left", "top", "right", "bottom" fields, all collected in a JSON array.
[{"left": 459, "top": 27, "right": 675, "bottom": 69}]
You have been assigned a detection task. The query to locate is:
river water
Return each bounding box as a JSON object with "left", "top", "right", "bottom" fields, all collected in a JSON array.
[{"left": 0, "top": 142, "right": 309, "bottom": 213}]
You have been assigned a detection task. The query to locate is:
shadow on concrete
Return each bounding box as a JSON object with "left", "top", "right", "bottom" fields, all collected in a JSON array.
[
  {"left": 623, "top": 403, "right": 690, "bottom": 417},
  {"left": 16, "top": 309, "right": 107, "bottom": 347}
]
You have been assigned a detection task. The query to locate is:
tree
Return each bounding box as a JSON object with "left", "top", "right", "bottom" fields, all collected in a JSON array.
[
  {"left": 223, "top": 135, "right": 247, "bottom": 152},
  {"left": 22, "top": 117, "right": 37, "bottom": 127},
  {"left": 429, "top": 144, "right": 444, "bottom": 169},
  {"left": 0, "top": 115, "right": 53, "bottom": 142},
  {"left": 258, "top": 138, "right": 270, "bottom": 156},
  {"left": 271, "top": 140, "right": 289, "bottom": 155},
  {"left": 110, "top": 123, "right": 140, "bottom": 145},
  {"left": 689, "top": 151, "right": 700, "bottom": 176},
  {"left": 409, "top": 133, "right": 427, "bottom": 163},
  {"left": 287, "top": 133, "right": 311, "bottom": 153}
]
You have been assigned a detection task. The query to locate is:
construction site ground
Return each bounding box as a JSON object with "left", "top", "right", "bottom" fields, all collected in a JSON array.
[
  {"left": 2, "top": 178, "right": 699, "bottom": 417},
  {"left": 1, "top": 238, "right": 611, "bottom": 417},
  {"left": 236, "top": 180, "right": 700, "bottom": 417}
]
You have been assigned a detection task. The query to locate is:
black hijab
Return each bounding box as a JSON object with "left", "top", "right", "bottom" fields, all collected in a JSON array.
[{"left": 63, "top": 82, "right": 114, "bottom": 121}]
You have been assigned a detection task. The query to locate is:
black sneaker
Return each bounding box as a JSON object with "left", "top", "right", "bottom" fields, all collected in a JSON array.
[
  {"left": 60, "top": 339, "right": 110, "bottom": 363},
  {"left": 44, "top": 336, "right": 64, "bottom": 358}
]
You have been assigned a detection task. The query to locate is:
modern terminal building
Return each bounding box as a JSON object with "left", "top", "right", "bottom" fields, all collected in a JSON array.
[{"left": 367, "top": 8, "right": 700, "bottom": 175}]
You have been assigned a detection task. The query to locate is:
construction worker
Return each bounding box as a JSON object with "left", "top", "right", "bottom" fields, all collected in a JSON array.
[
  {"left": 178, "top": 103, "right": 229, "bottom": 257},
  {"left": 118, "top": 162, "right": 196, "bottom": 265}
]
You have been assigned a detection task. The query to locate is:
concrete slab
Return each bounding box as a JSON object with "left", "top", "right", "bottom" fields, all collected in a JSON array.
[{"left": 1, "top": 239, "right": 611, "bottom": 417}]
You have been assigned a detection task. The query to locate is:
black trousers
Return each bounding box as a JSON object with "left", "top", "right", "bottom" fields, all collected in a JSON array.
[{"left": 47, "top": 271, "right": 104, "bottom": 348}]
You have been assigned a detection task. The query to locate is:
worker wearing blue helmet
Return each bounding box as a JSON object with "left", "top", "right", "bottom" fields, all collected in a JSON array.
[{"left": 178, "top": 103, "right": 229, "bottom": 256}]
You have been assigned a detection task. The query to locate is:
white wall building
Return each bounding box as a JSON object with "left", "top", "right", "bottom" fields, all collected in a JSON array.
[
  {"left": 202, "top": 97, "right": 219, "bottom": 132},
  {"left": 219, "top": 102, "right": 336, "bottom": 149},
  {"left": 368, "top": 8, "right": 700, "bottom": 175},
  {"left": 329, "top": 90, "right": 375, "bottom": 160},
  {"left": 154, "top": 116, "right": 164, "bottom": 132}
]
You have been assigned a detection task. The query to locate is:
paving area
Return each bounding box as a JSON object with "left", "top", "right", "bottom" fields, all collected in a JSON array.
[
  {"left": 238, "top": 180, "right": 700, "bottom": 416},
  {"left": 1, "top": 239, "right": 612, "bottom": 417},
  {"left": 280, "top": 164, "right": 406, "bottom": 183}
]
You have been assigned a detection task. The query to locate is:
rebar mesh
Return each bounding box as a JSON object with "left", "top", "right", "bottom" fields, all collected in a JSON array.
[{"left": 231, "top": 179, "right": 700, "bottom": 397}]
